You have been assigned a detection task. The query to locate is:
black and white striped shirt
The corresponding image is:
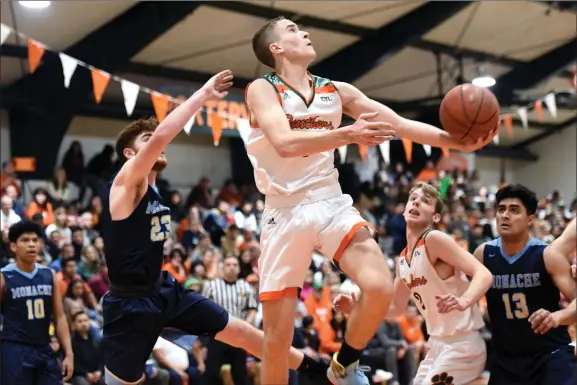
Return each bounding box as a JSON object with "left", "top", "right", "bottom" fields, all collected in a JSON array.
[{"left": 202, "top": 278, "right": 257, "bottom": 320}]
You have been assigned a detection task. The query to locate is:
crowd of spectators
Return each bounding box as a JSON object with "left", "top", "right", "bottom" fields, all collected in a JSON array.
[{"left": 1, "top": 141, "right": 575, "bottom": 385}]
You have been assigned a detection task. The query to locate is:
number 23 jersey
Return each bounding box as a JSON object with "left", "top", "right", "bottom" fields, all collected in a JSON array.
[
  {"left": 398, "top": 232, "right": 484, "bottom": 338},
  {"left": 483, "top": 237, "right": 571, "bottom": 356}
]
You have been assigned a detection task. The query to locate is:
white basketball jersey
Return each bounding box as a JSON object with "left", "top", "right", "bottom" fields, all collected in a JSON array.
[
  {"left": 245, "top": 72, "right": 342, "bottom": 196},
  {"left": 398, "top": 231, "right": 485, "bottom": 338}
]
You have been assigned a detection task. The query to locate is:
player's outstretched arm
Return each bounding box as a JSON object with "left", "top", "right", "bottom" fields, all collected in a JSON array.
[
  {"left": 551, "top": 218, "right": 576, "bottom": 264},
  {"left": 246, "top": 79, "right": 395, "bottom": 158},
  {"left": 426, "top": 231, "right": 493, "bottom": 313},
  {"left": 52, "top": 271, "right": 74, "bottom": 381},
  {"left": 116, "top": 70, "right": 233, "bottom": 189},
  {"left": 333, "top": 81, "right": 496, "bottom": 153}
]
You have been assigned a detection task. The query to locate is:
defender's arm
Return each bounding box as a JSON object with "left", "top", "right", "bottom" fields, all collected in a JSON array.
[
  {"left": 551, "top": 218, "right": 576, "bottom": 263},
  {"left": 543, "top": 247, "right": 577, "bottom": 326},
  {"left": 246, "top": 79, "right": 393, "bottom": 158},
  {"left": 334, "top": 81, "right": 495, "bottom": 152}
]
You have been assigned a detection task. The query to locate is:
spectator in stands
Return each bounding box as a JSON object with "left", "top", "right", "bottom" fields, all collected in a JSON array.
[
  {"left": 70, "top": 311, "right": 104, "bottom": 385},
  {"left": 61, "top": 141, "right": 85, "bottom": 193},
  {"left": 386, "top": 202, "right": 407, "bottom": 255},
  {"left": 26, "top": 188, "right": 54, "bottom": 226},
  {"left": 47, "top": 167, "right": 76, "bottom": 207},
  {"left": 57, "top": 258, "right": 98, "bottom": 309},
  {"left": 86, "top": 195, "right": 102, "bottom": 231},
  {"left": 45, "top": 207, "right": 72, "bottom": 245},
  {"left": 186, "top": 176, "right": 214, "bottom": 209},
  {"left": 1, "top": 194, "right": 21, "bottom": 230},
  {"left": 50, "top": 242, "right": 74, "bottom": 272},
  {"left": 218, "top": 179, "right": 242, "bottom": 207},
  {"left": 397, "top": 302, "right": 427, "bottom": 367},
  {"left": 234, "top": 202, "right": 258, "bottom": 233},
  {"left": 88, "top": 260, "right": 109, "bottom": 302},
  {"left": 203, "top": 200, "right": 232, "bottom": 247},
  {"left": 71, "top": 226, "right": 85, "bottom": 260},
  {"left": 220, "top": 224, "right": 241, "bottom": 256},
  {"left": 162, "top": 248, "right": 187, "bottom": 284},
  {"left": 79, "top": 212, "right": 99, "bottom": 245},
  {"left": 78, "top": 245, "right": 101, "bottom": 281},
  {"left": 0, "top": 160, "right": 21, "bottom": 196},
  {"left": 167, "top": 191, "right": 186, "bottom": 223},
  {"left": 152, "top": 337, "right": 204, "bottom": 385},
  {"left": 3, "top": 184, "right": 25, "bottom": 218},
  {"left": 64, "top": 279, "right": 91, "bottom": 318}
]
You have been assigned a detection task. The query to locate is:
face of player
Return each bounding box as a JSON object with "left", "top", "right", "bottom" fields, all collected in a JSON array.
[
  {"left": 124, "top": 131, "right": 167, "bottom": 172},
  {"left": 270, "top": 19, "right": 316, "bottom": 64},
  {"left": 10, "top": 232, "right": 40, "bottom": 264},
  {"left": 404, "top": 188, "right": 440, "bottom": 229},
  {"left": 496, "top": 198, "right": 534, "bottom": 238}
]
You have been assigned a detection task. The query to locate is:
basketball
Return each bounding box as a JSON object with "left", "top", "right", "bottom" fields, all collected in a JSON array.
[{"left": 439, "top": 84, "right": 500, "bottom": 145}]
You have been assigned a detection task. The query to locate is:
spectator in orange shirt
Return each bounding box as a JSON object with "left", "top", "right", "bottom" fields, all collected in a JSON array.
[
  {"left": 304, "top": 281, "right": 333, "bottom": 327},
  {"left": 26, "top": 188, "right": 54, "bottom": 226},
  {"left": 162, "top": 249, "right": 187, "bottom": 284},
  {"left": 56, "top": 258, "right": 97, "bottom": 309},
  {"left": 319, "top": 310, "right": 347, "bottom": 355},
  {"left": 416, "top": 160, "right": 437, "bottom": 182},
  {"left": 397, "top": 302, "right": 427, "bottom": 366}
]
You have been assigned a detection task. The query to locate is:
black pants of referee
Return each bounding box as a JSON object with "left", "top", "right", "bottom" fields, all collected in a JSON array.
[{"left": 204, "top": 339, "right": 249, "bottom": 385}]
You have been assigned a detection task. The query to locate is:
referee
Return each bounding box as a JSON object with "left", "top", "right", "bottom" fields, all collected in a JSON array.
[{"left": 202, "top": 254, "right": 258, "bottom": 385}]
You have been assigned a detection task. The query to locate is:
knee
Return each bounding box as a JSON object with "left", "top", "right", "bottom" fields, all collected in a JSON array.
[{"left": 263, "top": 325, "right": 293, "bottom": 354}]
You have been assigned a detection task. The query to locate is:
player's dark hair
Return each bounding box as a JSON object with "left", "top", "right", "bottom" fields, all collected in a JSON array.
[
  {"left": 115, "top": 117, "right": 159, "bottom": 164},
  {"left": 8, "top": 220, "right": 42, "bottom": 243},
  {"left": 252, "top": 16, "right": 286, "bottom": 68},
  {"left": 495, "top": 184, "right": 538, "bottom": 215}
]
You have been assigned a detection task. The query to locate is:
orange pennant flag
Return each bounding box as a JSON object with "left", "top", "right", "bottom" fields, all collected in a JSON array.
[
  {"left": 91, "top": 69, "right": 110, "bottom": 104},
  {"left": 28, "top": 40, "right": 45, "bottom": 74},
  {"left": 503, "top": 114, "right": 514, "bottom": 137},
  {"left": 210, "top": 113, "right": 224, "bottom": 146},
  {"left": 570, "top": 70, "right": 576, "bottom": 88},
  {"left": 151, "top": 92, "right": 170, "bottom": 122},
  {"left": 441, "top": 147, "right": 450, "bottom": 158},
  {"left": 534, "top": 100, "right": 544, "bottom": 122},
  {"left": 401, "top": 139, "right": 412, "bottom": 164},
  {"left": 358, "top": 144, "right": 368, "bottom": 162}
]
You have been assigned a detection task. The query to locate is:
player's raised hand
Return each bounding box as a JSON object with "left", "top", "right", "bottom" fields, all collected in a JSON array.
[
  {"left": 350, "top": 111, "right": 395, "bottom": 146},
  {"left": 333, "top": 292, "right": 359, "bottom": 315},
  {"left": 201, "top": 69, "right": 234, "bottom": 101},
  {"left": 62, "top": 353, "right": 74, "bottom": 381},
  {"left": 435, "top": 294, "right": 470, "bottom": 313},
  {"left": 461, "top": 124, "right": 500, "bottom": 152},
  {"left": 529, "top": 308, "right": 560, "bottom": 334}
]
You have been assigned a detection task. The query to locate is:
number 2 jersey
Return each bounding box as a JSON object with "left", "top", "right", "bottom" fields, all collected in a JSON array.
[
  {"left": 0, "top": 263, "right": 54, "bottom": 346},
  {"left": 398, "top": 230, "right": 485, "bottom": 338},
  {"left": 101, "top": 174, "right": 171, "bottom": 287},
  {"left": 483, "top": 237, "right": 571, "bottom": 356}
]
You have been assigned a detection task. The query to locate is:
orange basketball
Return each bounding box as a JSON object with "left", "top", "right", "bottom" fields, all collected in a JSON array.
[{"left": 439, "top": 84, "right": 500, "bottom": 145}]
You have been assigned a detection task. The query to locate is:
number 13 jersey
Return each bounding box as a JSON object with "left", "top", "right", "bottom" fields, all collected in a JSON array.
[{"left": 398, "top": 230, "right": 484, "bottom": 338}]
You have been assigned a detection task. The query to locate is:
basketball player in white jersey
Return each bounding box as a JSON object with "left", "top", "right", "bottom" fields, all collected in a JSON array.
[
  {"left": 334, "top": 182, "right": 493, "bottom": 385},
  {"left": 245, "top": 17, "right": 496, "bottom": 385},
  {"left": 551, "top": 218, "right": 576, "bottom": 275}
]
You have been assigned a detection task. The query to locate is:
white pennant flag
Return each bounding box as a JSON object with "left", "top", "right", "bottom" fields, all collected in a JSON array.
[
  {"left": 58, "top": 53, "right": 78, "bottom": 88},
  {"left": 543, "top": 93, "right": 557, "bottom": 118},
  {"left": 236, "top": 118, "right": 252, "bottom": 145},
  {"left": 422, "top": 144, "right": 431, "bottom": 157},
  {"left": 493, "top": 131, "right": 500, "bottom": 145},
  {"left": 517, "top": 107, "right": 528, "bottom": 130},
  {"left": 0, "top": 23, "right": 10, "bottom": 45},
  {"left": 183, "top": 113, "right": 197, "bottom": 135},
  {"left": 379, "top": 141, "right": 390, "bottom": 164},
  {"left": 121, "top": 80, "right": 140, "bottom": 117},
  {"left": 337, "top": 145, "right": 347, "bottom": 162}
]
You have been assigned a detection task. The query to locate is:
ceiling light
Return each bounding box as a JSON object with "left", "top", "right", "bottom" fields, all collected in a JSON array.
[
  {"left": 19, "top": 1, "right": 51, "bottom": 9},
  {"left": 472, "top": 75, "right": 496, "bottom": 88}
]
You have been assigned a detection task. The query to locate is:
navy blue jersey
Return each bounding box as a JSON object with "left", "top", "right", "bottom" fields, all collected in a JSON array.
[
  {"left": 484, "top": 237, "right": 571, "bottom": 356},
  {"left": 101, "top": 175, "right": 171, "bottom": 286},
  {"left": 0, "top": 263, "right": 54, "bottom": 346}
]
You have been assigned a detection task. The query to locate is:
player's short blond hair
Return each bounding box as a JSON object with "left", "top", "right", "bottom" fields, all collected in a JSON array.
[
  {"left": 409, "top": 182, "right": 445, "bottom": 214},
  {"left": 252, "top": 16, "right": 286, "bottom": 68}
]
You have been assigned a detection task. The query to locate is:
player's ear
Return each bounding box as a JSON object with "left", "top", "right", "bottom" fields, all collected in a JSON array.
[
  {"left": 269, "top": 42, "right": 284, "bottom": 55},
  {"left": 123, "top": 147, "right": 135, "bottom": 160},
  {"left": 527, "top": 214, "right": 536, "bottom": 226},
  {"left": 9, "top": 242, "right": 17, "bottom": 254},
  {"left": 432, "top": 213, "right": 441, "bottom": 224}
]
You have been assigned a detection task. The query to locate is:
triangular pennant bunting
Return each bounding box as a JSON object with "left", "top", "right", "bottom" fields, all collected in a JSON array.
[
  {"left": 0, "top": 23, "right": 11, "bottom": 45},
  {"left": 28, "top": 39, "right": 46, "bottom": 74},
  {"left": 183, "top": 113, "right": 197, "bottom": 135},
  {"left": 151, "top": 92, "right": 170, "bottom": 122},
  {"left": 517, "top": 107, "right": 528, "bottom": 130},
  {"left": 58, "top": 53, "right": 78, "bottom": 88},
  {"left": 358, "top": 144, "right": 368, "bottom": 162},
  {"left": 121, "top": 80, "right": 140, "bottom": 117},
  {"left": 533, "top": 100, "right": 544, "bottom": 122},
  {"left": 503, "top": 114, "right": 514, "bottom": 137},
  {"left": 236, "top": 118, "right": 251, "bottom": 145},
  {"left": 543, "top": 93, "right": 557, "bottom": 119},
  {"left": 422, "top": 144, "right": 431, "bottom": 157},
  {"left": 210, "top": 113, "right": 224, "bottom": 146},
  {"left": 379, "top": 141, "right": 390, "bottom": 165},
  {"left": 401, "top": 139, "right": 412, "bottom": 163},
  {"left": 337, "top": 145, "right": 347, "bottom": 163},
  {"left": 91, "top": 69, "right": 110, "bottom": 104},
  {"left": 493, "top": 130, "right": 500, "bottom": 144}
]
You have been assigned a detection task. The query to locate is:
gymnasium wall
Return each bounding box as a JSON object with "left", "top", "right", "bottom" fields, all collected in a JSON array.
[
  {"left": 474, "top": 156, "right": 515, "bottom": 188},
  {"left": 0, "top": 110, "right": 233, "bottom": 188}
]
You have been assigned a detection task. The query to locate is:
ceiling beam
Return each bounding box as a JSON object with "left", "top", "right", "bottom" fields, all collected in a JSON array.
[{"left": 309, "top": 2, "right": 470, "bottom": 82}]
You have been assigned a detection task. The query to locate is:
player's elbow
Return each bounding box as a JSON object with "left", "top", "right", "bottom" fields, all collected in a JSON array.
[{"left": 476, "top": 266, "right": 494, "bottom": 290}]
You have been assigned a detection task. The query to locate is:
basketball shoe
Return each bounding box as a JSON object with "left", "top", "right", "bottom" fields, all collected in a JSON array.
[{"left": 327, "top": 354, "right": 370, "bottom": 385}]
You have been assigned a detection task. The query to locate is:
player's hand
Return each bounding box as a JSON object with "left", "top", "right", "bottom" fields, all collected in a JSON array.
[
  {"left": 459, "top": 125, "right": 500, "bottom": 152},
  {"left": 529, "top": 308, "right": 560, "bottom": 334},
  {"left": 435, "top": 294, "right": 470, "bottom": 313},
  {"left": 62, "top": 354, "right": 74, "bottom": 382},
  {"left": 349, "top": 112, "right": 395, "bottom": 146},
  {"left": 197, "top": 361, "right": 206, "bottom": 374},
  {"left": 201, "top": 69, "right": 234, "bottom": 101},
  {"left": 176, "top": 369, "right": 189, "bottom": 385},
  {"left": 333, "top": 292, "right": 359, "bottom": 315}
]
